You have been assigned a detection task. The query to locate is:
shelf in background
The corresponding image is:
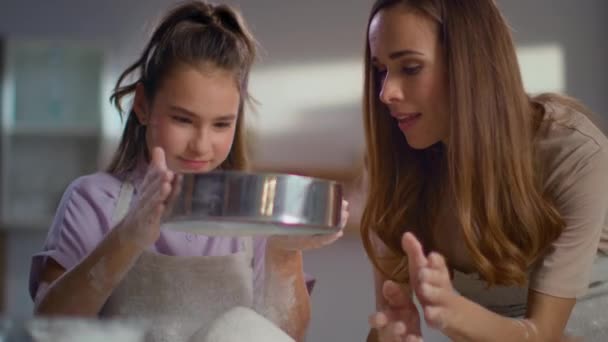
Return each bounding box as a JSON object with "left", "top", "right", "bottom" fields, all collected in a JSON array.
[
  {"left": 0, "top": 217, "right": 53, "bottom": 232},
  {"left": 4, "top": 125, "right": 100, "bottom": 137},
  {"left": 1, "top": 38, "right": 104, "bottom": 233}
]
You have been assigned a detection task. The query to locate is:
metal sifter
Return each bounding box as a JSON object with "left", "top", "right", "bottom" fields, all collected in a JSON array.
[{"left": 161, "top": 171, "right": 344, "bottom": 236}]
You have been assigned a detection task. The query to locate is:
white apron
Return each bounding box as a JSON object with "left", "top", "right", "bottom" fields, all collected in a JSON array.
[{"left": 99, "top": 182, "right": 255, "bottom": 342}]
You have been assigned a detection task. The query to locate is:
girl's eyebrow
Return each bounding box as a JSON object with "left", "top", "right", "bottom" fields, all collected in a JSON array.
[
  {"left": 169, "top": 105, "right": 236, "bottom": 120},
  {"left": 169, "top": 105, "right": 197, "bottom": 117},
  {"left": 215, "top": 114, "right": 237, "bottom": 121}
]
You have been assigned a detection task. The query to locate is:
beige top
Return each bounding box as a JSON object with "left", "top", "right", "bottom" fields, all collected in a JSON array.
[
  {"left": 438, "top": 100, "right": 608, "bottom": 302},
  {"left": 529, "top": 101, "right": 608, "bottom": 298}
]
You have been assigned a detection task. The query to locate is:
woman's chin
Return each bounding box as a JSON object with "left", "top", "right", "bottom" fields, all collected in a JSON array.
[{"left": 405, "top": 136, "right": 435, "bottom": 150}]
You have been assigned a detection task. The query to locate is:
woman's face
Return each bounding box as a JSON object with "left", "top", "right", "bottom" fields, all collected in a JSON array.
[
  {"left": 368, "top": 3, "right": 449, "bottom": 149},
  {"left": 136, "top": 63, "right": 240, "bottom": 173}
]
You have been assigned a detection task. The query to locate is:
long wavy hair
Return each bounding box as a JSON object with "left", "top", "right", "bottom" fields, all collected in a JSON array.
[
  {"left": 107, "top": 1, "right": 257, "bottom": 175},
  {"left": 360, "top": 0, "right": 576, "bottom": 286}
]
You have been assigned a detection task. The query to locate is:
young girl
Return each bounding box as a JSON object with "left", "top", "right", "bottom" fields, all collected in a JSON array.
[
  {"left": 360, "top": 0, "right": 608, "bottom": 341},
  {"left": 28, "top": 2, "right": 347, "bottom": 341}
]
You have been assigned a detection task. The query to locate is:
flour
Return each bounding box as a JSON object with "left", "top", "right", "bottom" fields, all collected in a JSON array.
[
  {"left": 257, "top": 274, "right": 296, "bottom": 331},
  {"left": 24, "top": 319, "right": 146, "bottom": 342},
  {"left": 88, "top": 255, "right": 133, "bottom": 294},
  {"left": 100, "top": 248, "right": 255, "bottom": 342},
  {"left": 201, "top": 306, "right": 294, "bottom": 342},
  {"left": 33, "top": 282, "right": 50, "bottom": 307},
  {"left": 88, "top": 256, "right": 109, "bottom": 293}
]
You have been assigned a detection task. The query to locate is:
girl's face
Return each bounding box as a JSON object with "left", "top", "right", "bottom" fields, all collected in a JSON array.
[
  {"left": 368, "top": 4, "right": 449, "bottom": 149},
  {"left": 135, "top": 63, "right": 240, "bottom": 173}
]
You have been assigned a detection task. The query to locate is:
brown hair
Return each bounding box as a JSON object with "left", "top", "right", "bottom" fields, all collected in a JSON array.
[
  {"left": 108, "top": 1, "right": 257, "bottom": 175},
  {"left": 361, "top": 0, "right": 573, "bottom": 286}
]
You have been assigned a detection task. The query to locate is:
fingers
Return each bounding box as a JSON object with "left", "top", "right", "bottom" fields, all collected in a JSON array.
[
  {"left": 141, "top": 147, "right": 175, "bottom": 205},
  {"left": 267, "top": 227, "right": 345, "bottom": 252},
  {"left": 299, "top": 229, "right": 344, "bottom": 249},
  {"left": 416, "top": 253, "right": 452, "bottom": 305},
  {"left": 417, "top": 267, "right": 445, "bottom": 288},
  {"left": 378, "top": 321, "right": 406, "bottom": 342},
  {"left": 417, "top": 274, "right": 448, "bottom": 304},
  {"left": 147, "top": 201, "right": 166, "bottom": 227},
  {"left": 418, "top": 253, "right": 449, "bottom": 288},
  {"left": 136, "top": 154, "right": 177, "bottom": 225},
  {"left": 382, "top": 280, "right": 410, "bottom": 308},
  {"left": 325, "top": 230, "right": 344, "bottom": 245},
  {"left": 402, "top": 232, "right": 427, "bottom": 297},
  {"left": 418, "top": 253, "right": 454, "bottom": 331},
  {"left": 369, "top": 312, "right": 406, "bottom": 342},
  {"left": 301, "top": 231, "right": 343, "bottom": 250},
  {"left": 166, "top": 173, "right": 183, "bottom": 205},
  {"left": 423, "top": 306, "right": 448, "bottom": 331},
  {"left": 427, "top": 252, "right": 448, "bottom": 272},
  {"left": 163, "top": 174, "right": 183, "bottom": 219},
  {"left": 402, "top": 232, "right": 427, "bottom": 270},
  {"left": 370, "top": 311, "right": 418, "bottom": 342},
  {"left": 140, "top": 172, "right": 172, "bottom": 209},
  {"left": 141, "top": 163, "right": 173, "bottom": 196},
  {"left": 340, "top": 200, "right": 350, "bottom": 229},
  {"left": 303, "top": 229, "right": 344, "bottom": 248},
  {"left": 369, "top": 311, "right": 389, "bottom": 329},
  {"left": 150, "top": 146, "right": 167, "bottom": 171}
]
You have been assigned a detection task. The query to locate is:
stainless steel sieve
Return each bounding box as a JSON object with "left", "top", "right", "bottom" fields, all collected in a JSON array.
[{"left": 161, "top": 171, "right": 343, "bottom": 236}]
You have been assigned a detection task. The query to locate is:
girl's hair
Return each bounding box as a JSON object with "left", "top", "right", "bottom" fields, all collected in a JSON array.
[
  {"left": 360, "top": 0, "right": 583, "bottom": 286},
  {"left": 108, "top": 1, "right": 257, "bottom": 175}
]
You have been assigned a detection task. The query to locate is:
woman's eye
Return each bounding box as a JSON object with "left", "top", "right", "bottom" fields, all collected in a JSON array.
[
  {"left": 403, "top": 65, "right": 422, "bottom": 75},
  {"left": 376, "top": 68, "right": 388, "bottom": 80}
]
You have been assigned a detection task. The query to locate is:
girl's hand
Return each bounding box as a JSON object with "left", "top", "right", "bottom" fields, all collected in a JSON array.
[
  {"left": 369, "top": 280, "right": 423, "bottom": 342},
  {"left": 402, "top": 232, "right": 459, "bottom": 333},
  {"left": 118, "top": 147, "right": 182, "bottom": 248},
  {"left": 267, "top": 200, "right": 349, "bottom": 252}
]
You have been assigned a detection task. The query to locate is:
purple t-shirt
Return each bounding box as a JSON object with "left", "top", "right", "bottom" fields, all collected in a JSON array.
[{"left": 29, "top": 165, "right": 314, "bottom": 300}]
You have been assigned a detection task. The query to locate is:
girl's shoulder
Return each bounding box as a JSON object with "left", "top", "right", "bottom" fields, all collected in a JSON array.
[
  {"left": 55, "top": 170, "right": 134, "bottom": 229},
  {"left": 65, "top": 171, "right": 124, "bottom": 204}
]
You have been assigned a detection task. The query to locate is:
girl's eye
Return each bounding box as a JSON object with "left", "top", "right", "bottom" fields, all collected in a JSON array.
[
  {"left": 214, "top": 121, "right": 233, "bottom": 129},
  {"left": 171, "top": 115, "right": 192, "bottom": 124}
]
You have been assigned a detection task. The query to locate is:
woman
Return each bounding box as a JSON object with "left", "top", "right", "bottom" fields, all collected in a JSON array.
[{"left": 360, "top": 0, "right": 608, "bottom": 341}]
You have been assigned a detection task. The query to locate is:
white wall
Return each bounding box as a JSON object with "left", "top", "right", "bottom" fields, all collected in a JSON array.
[{"left": 1, "top": 1, "right": 607, "bottom": 341}]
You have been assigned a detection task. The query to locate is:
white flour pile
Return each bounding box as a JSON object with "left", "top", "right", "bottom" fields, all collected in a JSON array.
[
  {"left": 25, "top": 319, "right": 146, "bottom": 342},
  {"left": 201, "top": 306, "right": 294, "bottom": 342}
]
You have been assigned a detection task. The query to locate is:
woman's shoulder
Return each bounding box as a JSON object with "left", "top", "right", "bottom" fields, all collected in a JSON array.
[{"left": 536, "top": 100, "right": 608, "bottom": 180}]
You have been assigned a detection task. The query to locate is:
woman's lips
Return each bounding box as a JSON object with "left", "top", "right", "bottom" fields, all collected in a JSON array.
[{"left": 393, "top": 112, "right": 422, "bottom": 132}]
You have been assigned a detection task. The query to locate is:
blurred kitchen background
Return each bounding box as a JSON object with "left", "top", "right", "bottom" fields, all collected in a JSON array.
[{"left": 0, "top": 0, "right": 606, "bottom": 341}]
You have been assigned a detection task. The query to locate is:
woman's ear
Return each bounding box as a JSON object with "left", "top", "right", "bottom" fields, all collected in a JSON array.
[{"left": 133, "top": 83, "right": 150, "bottom": 125}]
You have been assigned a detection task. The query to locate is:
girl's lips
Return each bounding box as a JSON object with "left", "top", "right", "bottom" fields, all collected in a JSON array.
[{"left": 179, "top": 158, "right": 211, "bottom": 171}]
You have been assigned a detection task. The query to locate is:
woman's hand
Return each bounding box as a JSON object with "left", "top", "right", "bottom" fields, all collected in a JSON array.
[
  {"left": 117, "top": 147, "right": 182, "bottom": 248},
  {"left": 267, "top": 200, "right": 349, "bottom": 252},
  {"left": 402, "top": 232, "right": 460, "bottom": 334},
  {"left": 369, "top": 280, "right": 423, "bottom": 342}
]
